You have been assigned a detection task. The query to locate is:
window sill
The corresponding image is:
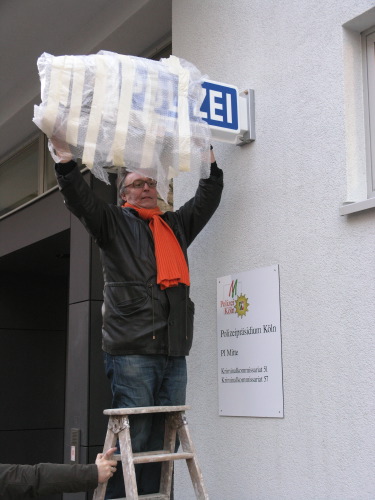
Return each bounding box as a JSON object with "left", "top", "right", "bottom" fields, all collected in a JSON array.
[{"left": 340, "top": 197, "right": 375, "bottom": 215}]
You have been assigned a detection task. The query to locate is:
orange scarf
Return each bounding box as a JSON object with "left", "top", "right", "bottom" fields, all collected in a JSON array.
[{"left": 124, "top": 203, "right": 190, "bottom": 289}]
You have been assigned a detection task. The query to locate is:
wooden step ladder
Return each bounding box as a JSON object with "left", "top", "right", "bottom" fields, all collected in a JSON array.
[{"left": 93, "top": 405, "right": 209, "bottom": 500}]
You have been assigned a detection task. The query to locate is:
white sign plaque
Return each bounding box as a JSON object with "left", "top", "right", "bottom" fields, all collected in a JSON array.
[{"left": 217, "top": 265, "right": 284, "bottom": 417}]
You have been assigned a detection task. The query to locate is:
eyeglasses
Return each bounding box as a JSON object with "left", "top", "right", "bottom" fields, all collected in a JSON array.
[{"left": 124, "top": 178, "right": 157, "bottom": 189}]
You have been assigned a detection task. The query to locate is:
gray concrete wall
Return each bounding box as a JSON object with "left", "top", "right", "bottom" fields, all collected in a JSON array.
[{"left": 172, "top": 1, "right": 375, "bottom": 499}]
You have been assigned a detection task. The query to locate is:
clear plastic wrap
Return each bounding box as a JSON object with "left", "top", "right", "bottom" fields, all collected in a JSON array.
[{"left": 33, "top": 51, "right": 211, "bottom": 201}]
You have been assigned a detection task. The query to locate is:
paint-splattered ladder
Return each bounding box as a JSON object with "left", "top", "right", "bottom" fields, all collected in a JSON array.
[{"left": 93, "top": 405, "right": 208, "bottom": 500}]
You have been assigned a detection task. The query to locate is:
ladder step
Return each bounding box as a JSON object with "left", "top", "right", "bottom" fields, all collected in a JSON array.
[
  {"left": 114, "top": 449, "right": 188, "bottom": 461},
  {"left": 133, "top": 451, "right": 194, "bottom": 464},
  {"left": 139, "top": 495, "right": 170, "bottom": 499},
  {"left": 111, "top": 496, "right": 169, "bottom": 500},
  {"left": 134, "top": 449, "right": 167, "bottom": 458}
]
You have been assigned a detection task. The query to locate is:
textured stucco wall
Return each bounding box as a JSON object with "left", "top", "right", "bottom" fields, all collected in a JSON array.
[{"left": 172, "top": 1, "right": 375, "bottom": 499}]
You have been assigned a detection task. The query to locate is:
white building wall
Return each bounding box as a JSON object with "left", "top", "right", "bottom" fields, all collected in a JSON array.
[{"left": 172, "top": 1, "right": 375, "bottom": 499}]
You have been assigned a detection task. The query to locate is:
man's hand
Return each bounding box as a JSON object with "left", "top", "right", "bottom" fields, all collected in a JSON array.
[
  {"left": 49, "top": 136, "right": 73, "bottom": 163},
  {"left": 210, "top": 146, "right": 215, "bottom": 164},
  {"left": 95, "top": 447, "right": 118, "bottom": 483}
]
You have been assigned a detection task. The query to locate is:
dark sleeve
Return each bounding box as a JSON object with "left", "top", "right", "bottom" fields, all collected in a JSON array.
[
  {"left": 55, "top": 159, "right": 77, "bottom": 176},
  {"left": 210, "top": 161, "right": 221, "bottom": 178},
  {"left": 0, "top": 463, "right": 98, "bottom": 499},
  {"left": 175, "top": 161, "right": 224, "bottom": 246},
  {"left": 55, "top": 161, "right": 118, "bottom": 247}
]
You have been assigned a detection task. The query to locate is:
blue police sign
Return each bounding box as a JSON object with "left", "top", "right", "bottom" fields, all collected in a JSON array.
[
  {"left": 200, "top": 80, "right": 255, "bottom": 145},
  {"left": 200, "top": 80, "right": 239, "bottom": 131}
]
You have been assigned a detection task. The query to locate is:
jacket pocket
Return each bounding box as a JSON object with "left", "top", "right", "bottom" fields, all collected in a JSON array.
[{"left": 106, "top": 282, "right": 148, "bottom": 316}]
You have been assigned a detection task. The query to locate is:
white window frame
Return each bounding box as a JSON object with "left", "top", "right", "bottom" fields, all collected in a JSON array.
[
  {"left": 340, "top": 7, "right": 375, "bottom": 215},
  {"left": 363, "top": 28, "right": 375, "bottom": 198}
]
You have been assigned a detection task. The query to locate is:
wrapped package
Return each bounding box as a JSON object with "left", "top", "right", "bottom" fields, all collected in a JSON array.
[{"left": 33, "top": 51, "right": 211, "bottom": 201}]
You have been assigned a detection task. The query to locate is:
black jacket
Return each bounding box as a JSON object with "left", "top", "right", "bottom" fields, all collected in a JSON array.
[
  {"left": 0, "top": 463, "right": 97, "bottom": 499},
  {"left": 56, "top": 163, "right": 223, "bottom": 356}
]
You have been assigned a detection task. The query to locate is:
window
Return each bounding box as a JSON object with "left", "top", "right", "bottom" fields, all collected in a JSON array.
[
  {"left": 340, "top": 7, "right": 375, "bottom": 215},
  {"left": 0, "top": 133, "right": 57, "bottom": 218},
  {"left": 363, "top": 27, "right": 375, "bottom": 198},
  {"left": 0, "top": 140, "right": 39, "bottom": 217}
]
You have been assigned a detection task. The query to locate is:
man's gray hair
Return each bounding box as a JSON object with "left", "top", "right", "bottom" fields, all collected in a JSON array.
[
  {"left": 117, "top": 168, "right": 133, "bottom": 206},
  {"left": 117, "top": 168, "right": 131, "bottom": 197}
]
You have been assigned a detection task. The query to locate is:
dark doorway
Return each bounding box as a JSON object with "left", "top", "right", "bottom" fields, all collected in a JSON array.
[{"left": 0, "top": 230, "right": 70, "bottom": 500}]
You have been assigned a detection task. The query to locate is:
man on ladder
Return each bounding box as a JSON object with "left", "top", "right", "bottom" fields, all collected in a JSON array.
[{"left": 53, "top": 139, "right": 223, "bottom": 497}]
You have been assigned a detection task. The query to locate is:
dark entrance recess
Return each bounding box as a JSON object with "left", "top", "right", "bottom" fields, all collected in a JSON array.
[
  {"left": 0, "top": 171, "right": 116, "bottom": 499},
  {"left": 0, "top": 230, "right": 70, "bottom": 500}
]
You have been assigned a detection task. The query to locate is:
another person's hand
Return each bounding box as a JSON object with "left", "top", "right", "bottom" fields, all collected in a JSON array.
[{"left": 95, "top": 447, "right": 118, "bottom": 483}]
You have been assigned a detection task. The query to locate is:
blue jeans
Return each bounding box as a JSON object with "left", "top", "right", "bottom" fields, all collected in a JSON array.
[{"left": 103, "top": 353, "right": 187, "bottom": 498}]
